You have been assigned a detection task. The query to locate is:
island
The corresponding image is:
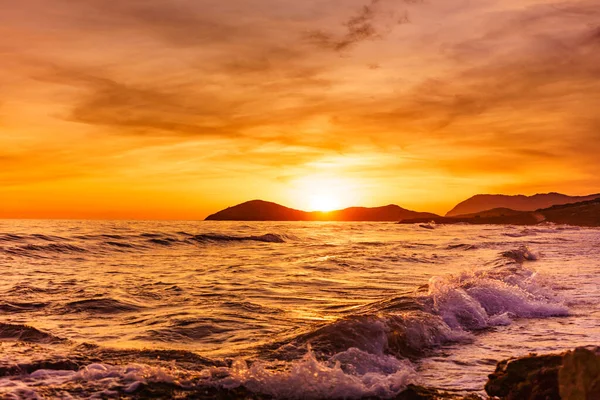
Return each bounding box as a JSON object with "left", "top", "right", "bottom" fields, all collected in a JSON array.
[{"left": 204, "top": 200, "right": 439, "bottom": 221}]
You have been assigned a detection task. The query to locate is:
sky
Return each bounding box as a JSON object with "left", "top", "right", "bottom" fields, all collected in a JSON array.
[{"left": 1, "top": 0, "right": 600, "bottom": 219}]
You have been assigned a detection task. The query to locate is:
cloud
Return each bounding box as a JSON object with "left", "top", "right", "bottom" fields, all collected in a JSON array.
[
  {"left": 306, "top": 0, "right": 413, "bottom": 51},
  {"left": 2, "top": 0, "right": 600, "bottom": 217}
]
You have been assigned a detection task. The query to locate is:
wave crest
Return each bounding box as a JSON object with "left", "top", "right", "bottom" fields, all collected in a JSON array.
[
  {"left": 190, "top": 233, "right": 287, "bottom": 243},
  {"left": 0, "top": 323, "right": 65, "bottom": 344},
  {"left": 216, "top": 347, "right": 416, "bottom": 399},
  {"left": 63, "top": 298, "right": 145, "bottom": 314}
]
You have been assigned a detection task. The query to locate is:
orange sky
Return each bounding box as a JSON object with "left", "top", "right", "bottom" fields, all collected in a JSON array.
[{"left": 1, "top": 0, "right": 600, "bottom": 219}]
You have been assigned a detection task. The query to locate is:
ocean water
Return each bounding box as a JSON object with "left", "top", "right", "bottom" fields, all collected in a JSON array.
[{"left": 0, "top": 220, "right": 599, "bottom": 399}]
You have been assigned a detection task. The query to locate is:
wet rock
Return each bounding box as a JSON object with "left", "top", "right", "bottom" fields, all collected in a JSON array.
[
  {"left": 485, "top": 347, "right": 600, "bottom": 400},
  {"left": 485, "top": 353, "right": 563, "bottom": 399},
  {"left": 559, "top": 347, "right": 600, "bottom": 400}
]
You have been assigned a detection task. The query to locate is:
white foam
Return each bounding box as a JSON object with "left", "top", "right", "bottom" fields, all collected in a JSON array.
[
  {"left": 0, "top": 363, "right": 181, "bottom": 399},
  {"left": 215, "top": 347, "right": 416, "bottom": 399},
  {"left": 427, "top": 261, "right": 569, "bottom": 331}
]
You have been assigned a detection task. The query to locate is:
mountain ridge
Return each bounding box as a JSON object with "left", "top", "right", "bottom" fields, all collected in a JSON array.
[
  {"left": 445, "top": 192, "right": 600, "bottom": 217},
  {"left": 205, "top": 200, "right": 438, "bottom": 221},
  {"left": 400, "top": 197, "right": 600, "bottom": 227}
]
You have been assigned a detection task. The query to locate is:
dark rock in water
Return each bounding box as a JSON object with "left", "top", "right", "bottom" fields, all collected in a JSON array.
[
  {"left": 485, "top": 347, "right": 600, "bottom": 400},
  {"left": 559, "top": 347, "right": 600, "bottom": 400},
  {"left": 485, "top": 353, "right": 563, "bottom": 399}
]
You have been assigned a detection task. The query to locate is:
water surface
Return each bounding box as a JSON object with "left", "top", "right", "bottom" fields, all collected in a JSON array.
[{"left": 0, "top": 221, "right": 598, "bottom": 398}]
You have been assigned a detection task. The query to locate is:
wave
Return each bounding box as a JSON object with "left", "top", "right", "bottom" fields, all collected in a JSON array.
[
  {"left": 104, "top": 241, "right": 139, "bottom": 249},
  {"left": 146, "top": 318, "right": 235, "bottom": 342},
  {"left": 500, "top": 246, "right": 539, "bottom": 263},
  {"left": 447, "top": 243, "right": 478, "bottom": 250},
  {"left": 63, "top": 298, "right": 145, "bottom": 314},
  {"left": 281, "top": 311, "right": 467, "bottom": 361},
  {"left": 0, "top": 349, "right": 416, "bottom": 399},
  {"left": 503, "top": 229, "right": 537, "bottom": 237},
  {"left": 0, "top": 323, "right": 65, "bottom": 344},
  {"left": 428, "top": 268, "right": 568, "bottom": 331},
  {"left": 147, "top": 237, "right": 178, "bottom": 246},
  {"left": 0, "top": 233, "right": 25, "bottom": 242},
  {"left": 419, "top": 222, "right": 436, "bottom": 230},
  {"left": 215, "top": 347, "right": 416, "bottom": 399},
  {"left": 0, "top": 231, "right": 288, "bottom": 259},
  {"left": 190, "top": 233, "right": 287, "bottom": 243},
  {"left": 262, "top": 251, "right": 567, "bottom": 364},
  {"left": 0, "top": 301, "right": 48, "bottom": 313},
  {"left": 5, "top": 243, "right": 88, "bottom": 256}
]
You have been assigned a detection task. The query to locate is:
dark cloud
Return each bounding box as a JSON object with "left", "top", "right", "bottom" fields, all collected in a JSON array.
[{"left": 307, "top": 0, "right": 411, "bottom": 51}]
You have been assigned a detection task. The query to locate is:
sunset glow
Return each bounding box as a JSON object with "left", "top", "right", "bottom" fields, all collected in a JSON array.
[
  {"left": 1, "top": 0, "right": 599, "bottom": 219},
  {"left": 309, "top": 195, "right": 340, "bottom": 213},
  {"left": 290, "top": 175, "right": 360, "bottom": 212}
]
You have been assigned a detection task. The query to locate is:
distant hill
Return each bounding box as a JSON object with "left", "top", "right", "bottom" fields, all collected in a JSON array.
[
  {"left": 205, "top": 200, "right": 309, "bottom": 221},
  {"left": 205, "top": 200, "right": 439, "bottom": 221},
  {"left": 452, "top": 207, "right": 524, "bottom": 219},
  {"left": 400, "top": 198, "right": 600, "bottom": 227},
  {"left": 540, "top": 198, "right": 600, "bottom": 226},
  {"left": 446, "top": 193, "right": 600, "bottom": 217}
]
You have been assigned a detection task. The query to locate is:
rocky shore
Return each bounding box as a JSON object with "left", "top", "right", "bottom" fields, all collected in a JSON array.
[{"left": 485, "top": 346, "right": 600, "bottom": 400}]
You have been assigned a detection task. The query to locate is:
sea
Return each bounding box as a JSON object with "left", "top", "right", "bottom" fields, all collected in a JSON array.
[{"left": 0, "top": 220, "right": 598, "bottom": 399}]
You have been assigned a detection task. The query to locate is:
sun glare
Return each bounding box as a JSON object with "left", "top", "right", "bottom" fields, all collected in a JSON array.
[
  {"left": 289, "top": 175, "right": 361, "bottom": 212},
  {"left": 309, "top": 194, "right": 339, "bottom": 212}
]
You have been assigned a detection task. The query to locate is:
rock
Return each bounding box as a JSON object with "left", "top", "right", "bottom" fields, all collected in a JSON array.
[
  {"left": 559, "top": 347, "right": 600, "bottom": 400},
  {"left": 484, "top": 353, "right": 563, "bottom": 399},
  {"left": 485, "top": 347, "right": 600, "bottom": 400}
]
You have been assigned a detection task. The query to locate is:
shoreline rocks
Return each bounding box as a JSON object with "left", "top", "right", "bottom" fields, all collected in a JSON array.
[{"left": 485, "top": 346, "right": 600, "bottom": 400}]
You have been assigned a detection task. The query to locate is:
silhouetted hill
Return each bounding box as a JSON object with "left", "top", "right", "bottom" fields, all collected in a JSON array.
[
  {"left": 205, "top": 200, "right": 310, "bottom": 221},
  {"left": 400, "top": 198, "right": 600, "bottom": 227},
  {"left": 323, "top": 205, "right": 438, "bottom": 221},
  {"left": 205, "top": 200, "right": 438, "bottom": 221},
  {"left": 446, "top": 193, "right": 600, "bottom": 217},
  {"left": 540, "top": 198, "right": 600, "bottom": 226},
  {"left": 452, "top": 207, "right": 524, "bottom": 219}
]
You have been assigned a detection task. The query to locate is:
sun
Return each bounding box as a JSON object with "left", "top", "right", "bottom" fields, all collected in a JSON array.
[
  {"left": 289, "top": 174, "right": 361, "bottom": 212},
  {"left": 309, "top": 194, "right": 340, "bottom": 212}
]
